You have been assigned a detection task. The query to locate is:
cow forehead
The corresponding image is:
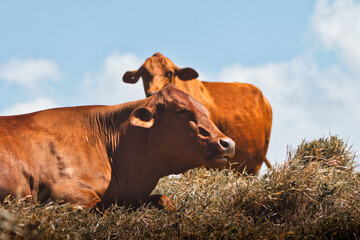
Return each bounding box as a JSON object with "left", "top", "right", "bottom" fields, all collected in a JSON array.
[
  {"left": 158, "top": 85, "right": 210, "bottom": 117},
  {"left": 143, "top": 54, "right": 176, "bottom": 74}
]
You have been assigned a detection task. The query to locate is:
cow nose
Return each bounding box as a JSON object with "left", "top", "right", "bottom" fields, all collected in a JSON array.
[
  {"left": 146, "top": 91, "right": 157, "bottom": 97},
  {"left": 219, "top": 138, "right": 235, "bottom": 158}
]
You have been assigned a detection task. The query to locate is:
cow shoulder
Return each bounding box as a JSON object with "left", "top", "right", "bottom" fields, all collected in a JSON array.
[{"left": 201, "top": 82, "right": 267, "bottom": 123}]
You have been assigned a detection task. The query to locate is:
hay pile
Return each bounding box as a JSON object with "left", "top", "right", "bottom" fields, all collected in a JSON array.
[{"left": 1, "top": 136, "right": 359, "bottom": 239}]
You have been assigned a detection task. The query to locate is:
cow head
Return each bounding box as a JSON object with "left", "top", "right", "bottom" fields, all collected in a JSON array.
[
  {"left": 123, "top": 52, "right": 199, "bottom": 97},
  {"left": 129, "top": 84, "right": 235, "bottom": 173}
]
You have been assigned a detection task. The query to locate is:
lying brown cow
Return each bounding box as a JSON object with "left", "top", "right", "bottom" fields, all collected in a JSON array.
[
  {"left": 0, "top": 85, "right": 235, "bottom": 209},
  {"left": 123, "top": 52, "right": 272, "bottom": 174}
]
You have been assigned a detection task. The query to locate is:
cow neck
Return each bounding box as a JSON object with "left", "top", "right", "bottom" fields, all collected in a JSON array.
[
  {"left": 91, "top": 101, "right": 148, "bottom": 164},
  {"left": 175, "top": 78, "right": 217, "bottom": 121},
  {"left": 85, "top": 99, "right": 163, "bottom": 197}
]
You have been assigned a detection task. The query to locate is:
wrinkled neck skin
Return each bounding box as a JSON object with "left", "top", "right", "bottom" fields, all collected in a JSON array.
[{"left": 83, "top": 99, "right": 169, "bottom": 207}]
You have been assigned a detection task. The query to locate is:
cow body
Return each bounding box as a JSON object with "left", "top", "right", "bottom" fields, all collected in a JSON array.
[
  {"left": 123, "top": 53, "right": 272, "bottom": 174},
  {"left": 0, "top": 85, "right": 235, "bottom": 208}
]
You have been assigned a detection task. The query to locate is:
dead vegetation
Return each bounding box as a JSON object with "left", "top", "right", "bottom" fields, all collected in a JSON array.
[{"left": 1, "top": 135, "right": 359, "bottom": 239}]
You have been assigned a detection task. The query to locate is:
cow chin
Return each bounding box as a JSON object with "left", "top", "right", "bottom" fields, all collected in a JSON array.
[{"left": 205, "top": 156, "right": 229, "bottom": 169}]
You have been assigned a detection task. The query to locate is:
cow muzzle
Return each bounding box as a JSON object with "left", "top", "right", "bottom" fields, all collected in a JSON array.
[
  {"left": 207, "top": 137, "right": 235, "bottom": 168},
  {"left": 216, "top": 137, "right": 235, "bottom": 161}
]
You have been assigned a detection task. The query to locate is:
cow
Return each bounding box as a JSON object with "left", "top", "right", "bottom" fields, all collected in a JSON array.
[
  {"left": 0, "top": 84, "right": 235, "bottom": 209},
  {"left": 123, "top": 52, "right": 272, "bottom": 174}
]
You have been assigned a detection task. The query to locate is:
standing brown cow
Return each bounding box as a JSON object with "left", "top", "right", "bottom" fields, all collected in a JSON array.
[
  {"left": 123, "top": 53, "right": 272, "bottom": 174},
  {"left": 0, "top": 85, "right": 235, "bottom": 209}
]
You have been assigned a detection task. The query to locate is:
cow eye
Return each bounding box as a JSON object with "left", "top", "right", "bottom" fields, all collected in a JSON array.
[
  {"left": 174, "top": 108, "right": 185, "bottom": 114},
  {"left": 166, "top": 71, "right": 173, "bottom": 78}
]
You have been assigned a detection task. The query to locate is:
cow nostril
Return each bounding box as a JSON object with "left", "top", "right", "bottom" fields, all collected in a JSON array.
[
  {"left": 220, "top": 139, "right": 230, "bottom": 148},
  {"left": 199, "top": 127, "right": 210, "bottom": 137},
  {"left": 219, "top": 138, "right": 235, "bottom": 158},
  {"left": 220, "top": 138, "right": 235, "bottom": 150}
]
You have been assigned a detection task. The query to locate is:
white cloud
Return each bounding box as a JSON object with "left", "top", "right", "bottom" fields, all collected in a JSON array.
[
  {"left": 1, "top": 98, "right": 58, "bottom": 116},
  {"left": 214, "top": 54, "right": 360, "bottom": 166},
  {"left": 311, "top": 0, "right": 360, "bottom": 71},
  {"left": 0, "top": 58, "right": 60, "bottom": 86},
  {"left": 76, "top": 0, "right": 360, "bottom": 169},
  {"left": 81, "top": 52, "right": 145, "bottom": 105},
  {"left": 209, "top": 0, "right": 360, "bottom": 168}
]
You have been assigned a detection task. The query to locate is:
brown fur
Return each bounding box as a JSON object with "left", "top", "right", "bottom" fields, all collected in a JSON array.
[
  {"left": 0, "top": 85, "right": 234, "bottom": 209},
  {"left": 123, "top": 53, "right": 272, "bottom": 174}
]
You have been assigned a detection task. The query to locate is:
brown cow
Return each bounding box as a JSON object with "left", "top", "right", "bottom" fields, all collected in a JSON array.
[
  {"left": 0, "top": 85, "right": 235, "bottom": 209},
  {"left": 123, "top": 52, "right": 272, "bottom": 174}
]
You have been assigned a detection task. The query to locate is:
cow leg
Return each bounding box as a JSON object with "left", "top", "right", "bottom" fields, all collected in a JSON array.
[
  {"left": 0, "top": 164, "right": 32, "bottom": 201},
  {"left": 51, "top": 184, "right": 101, "bottom": 209},
  {"left": 144, "top": 194, "right": 175, "bottom": 211},
  {"left": 264, "top": 157, "right": 273, "bottom": 170},
  {"left": 0, "top": 182, "right": 31, "bottom": 202}
]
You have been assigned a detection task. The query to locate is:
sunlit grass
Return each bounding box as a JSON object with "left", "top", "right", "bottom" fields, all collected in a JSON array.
[{"left": 1, "top": 135, "right": 359, "bottom": 239}]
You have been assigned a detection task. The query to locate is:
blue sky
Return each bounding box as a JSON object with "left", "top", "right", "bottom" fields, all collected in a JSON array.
[
  {"left": 1, "top": 1, "right": 314, "bottom": 73},
  {"left": 1, "top": 0, "right": 359, "bottom": 171}
]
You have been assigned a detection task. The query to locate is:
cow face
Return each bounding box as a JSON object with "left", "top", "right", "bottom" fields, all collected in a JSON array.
[
  {"left": 129, "top": 85, "right": 235, "bottom": 173},
  {"left": 123, "top": 52, "right": 199, "bottom": 97}
]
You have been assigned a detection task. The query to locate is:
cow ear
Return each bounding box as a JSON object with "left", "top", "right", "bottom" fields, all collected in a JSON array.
[
  {"left": 123, "top": 70, "right": 140, "bottom": 84},
  {"left": 130, "top": 107, "right": 155, "bottom": 128},
  {"left": 176, "top": 68, "right": 199, "bottom": 81}
]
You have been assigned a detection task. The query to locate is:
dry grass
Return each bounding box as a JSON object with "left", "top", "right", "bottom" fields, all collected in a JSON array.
[{"left": 1, "top": 135, "right": 359, "bottom": 239}]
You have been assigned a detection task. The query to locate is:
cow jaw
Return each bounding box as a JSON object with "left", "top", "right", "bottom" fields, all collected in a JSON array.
[
  {"left": 207, "top": 157, "right": 229, "bottom": 169},
  {"left": 205, "top": 137, "right": 235, "bottom": 168}
]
